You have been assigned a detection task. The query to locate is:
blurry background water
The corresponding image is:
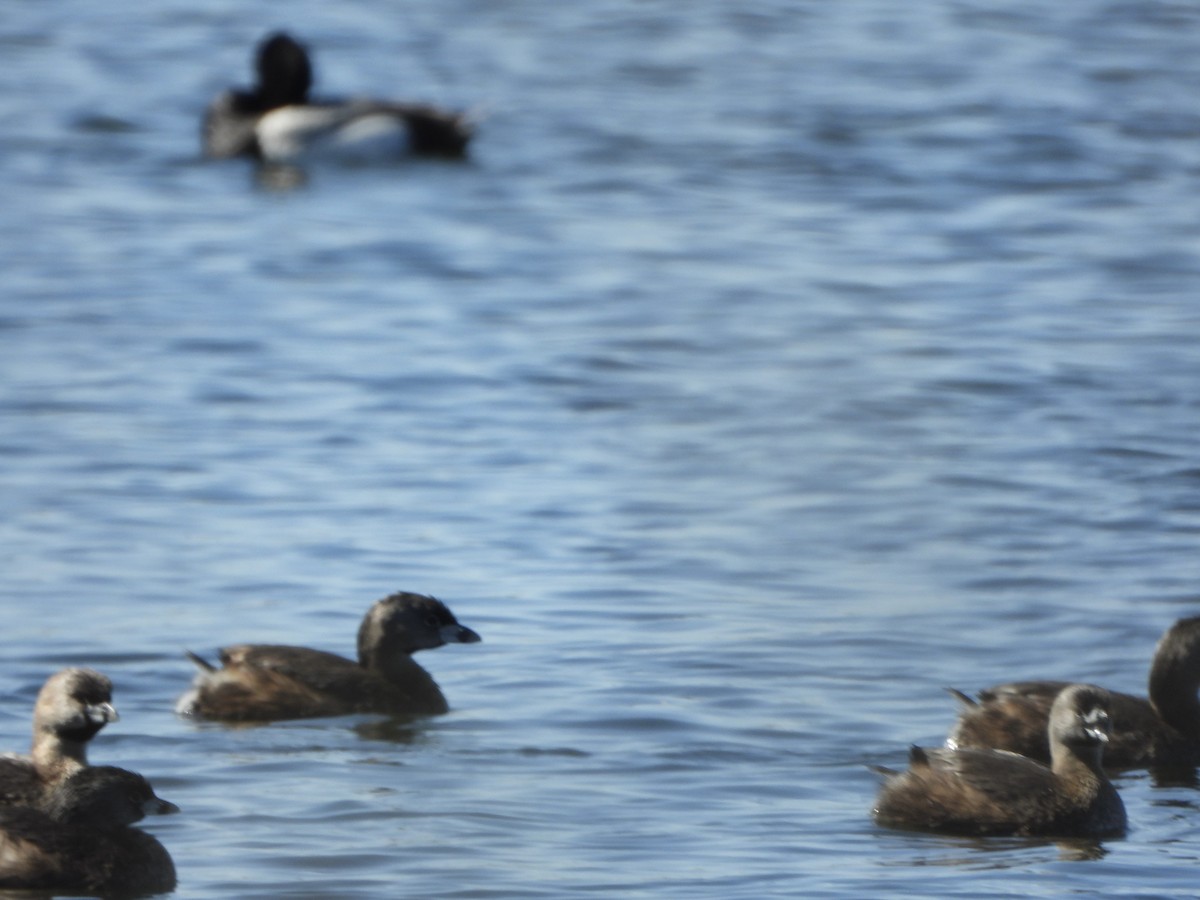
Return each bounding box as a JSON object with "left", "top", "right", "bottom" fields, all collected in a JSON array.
[{"left": 2, "top": 0, "right": 1200, "bottom": 896}]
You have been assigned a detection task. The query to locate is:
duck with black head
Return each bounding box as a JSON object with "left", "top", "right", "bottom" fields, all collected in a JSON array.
[
  {"left": 0, "top": 765, "right": 178, "bottom": 896},
  {"left": 203, "top": 31, "right": 474, "bottom": 163},
  {"left": 947, "top": 616, "right": 1200, "bottom": 768},
  {"left": 0, "top": 668, "right": 118, "bottom": 807},
  {"left": 873, "top": 684, "right": 1126, "bottom": 838},
  {"left": 177, "top": 591, "right": 481, "bottom": 722}
]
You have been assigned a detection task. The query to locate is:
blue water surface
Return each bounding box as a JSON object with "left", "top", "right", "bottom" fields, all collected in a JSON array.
[{"left": 2, "top": 1, "right": 1200, "bottom": 896}]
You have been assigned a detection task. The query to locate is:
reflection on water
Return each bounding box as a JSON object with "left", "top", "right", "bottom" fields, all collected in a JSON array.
[
  {"left": 255, "top": 162, "right": 309, "bottom": 192},
  {"left": 1149, "top": 766, "right": 1200, "bottom": 790},
  {"left": 352, "top": 717, "right": 430, "bottom": 746},
  {"left": 875, "top": 832, "right": 1111, "bottom": 868}
]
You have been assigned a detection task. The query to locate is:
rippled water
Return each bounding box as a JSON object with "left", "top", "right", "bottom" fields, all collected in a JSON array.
[{"left": 3, "top": 1, "right": 1200, "bottom": 896}]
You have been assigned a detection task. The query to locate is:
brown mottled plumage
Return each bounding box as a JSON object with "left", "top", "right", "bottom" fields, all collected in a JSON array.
[
  {"left": 873, "top": 685, "right": 1126, "bottom": 838},
  {"left": 177, "top": 591, "right": 481, "bottom": 722},
  {"left": 0, "top": 766, "right": 177, "bottom": 896},
  {"left": 947, "top": 616, "right": 1200, "bottom": 768},
  {"left": 0, "top": 669, "right": 118, "bottom": 807}
]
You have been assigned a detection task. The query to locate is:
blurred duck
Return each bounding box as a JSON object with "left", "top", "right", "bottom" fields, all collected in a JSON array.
[
  {"left": 203, "top": 31, "right": 473, "bottom": 163},
  {"left": 0, "top": 669, "right": 118, "bottom": 807},
  {"left": 177, "top": 591, "right": 481, "bottom": 722},
  {"left": 873, "top": 684, "right": 1126, "bottom": 838},
  {"left": 0, "top": 766, "right": 177, "bottom": 896},
  {"left": 947, "top": 616, "right": 1200, "bottom": 768}
]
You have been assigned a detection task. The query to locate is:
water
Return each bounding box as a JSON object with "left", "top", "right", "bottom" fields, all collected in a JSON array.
[{"left": 2, "top": 0, "right": 1200, "bottom": 896}]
